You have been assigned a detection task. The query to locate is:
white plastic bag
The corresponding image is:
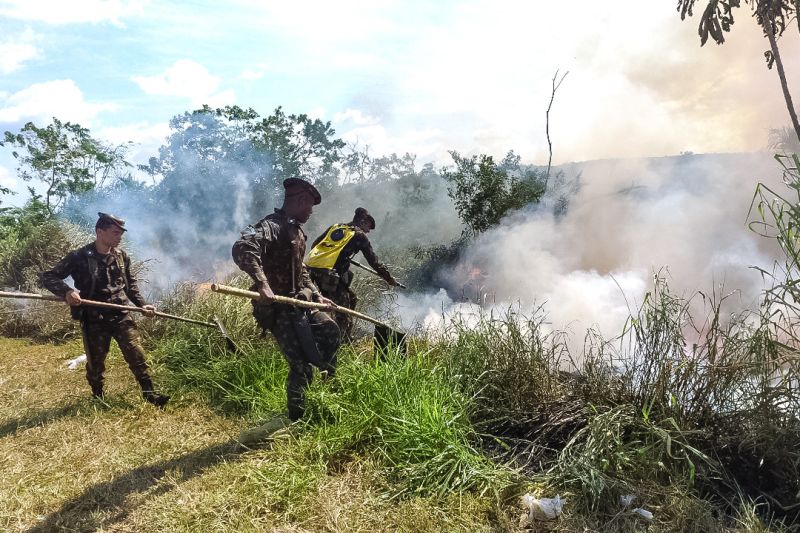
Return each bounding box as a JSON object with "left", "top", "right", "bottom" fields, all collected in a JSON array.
[
  {"left": 66, "top": 354, "right": 87, "bottom": 370},
  {"left": 521, "top": 493, "right": 564, "bottom": 521},
  {"left": 632, "top": 507, "right": 654, "bottom": 521},
  {"left": 619, "top": 494, "right": 636, "bottom": 508}
]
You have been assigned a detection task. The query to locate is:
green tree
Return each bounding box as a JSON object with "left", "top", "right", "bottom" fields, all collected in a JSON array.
[
  {"left": 0, "top": 188, "right": 48, "bottom": 241},
  {"left": 442, "top": 150, "right": 546, "bottom": 235},
  {"left": 342, "top": 143, "right": 418, "bottom": 184},
  {"left": 676, "top": 0, "right": 800, "bottom": 142},
  {"left": 1, "top": 118, "right": 131, "bottom": 216},
  {"left": 248, "top": 106, "right": 346, "bottom": 194},
  {"left": 144, "top": 105, "right": 347, "bottom": 208}
]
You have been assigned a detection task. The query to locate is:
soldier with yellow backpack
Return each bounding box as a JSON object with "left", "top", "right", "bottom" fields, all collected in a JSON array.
[{"left": 307, "top": 207, "right": 400, "bottom": 341}]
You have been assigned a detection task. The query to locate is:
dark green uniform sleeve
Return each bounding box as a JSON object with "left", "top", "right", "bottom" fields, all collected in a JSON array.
[
  {"left": 300, "top": 263, "right": 322, "bottom": 299},
  {"left": 122, "top": 251, "right": 147, "bottom": 307},
  {"left": 354, "top": 233, "right": 397, "bottom": 285},
  {"left": 40, "top": 251, "right": 79, "bottom": 298},
  {"left": 232, "top": 223, "right": 273, "bottom": 284}
]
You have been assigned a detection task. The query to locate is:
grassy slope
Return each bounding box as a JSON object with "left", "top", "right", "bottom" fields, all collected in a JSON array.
[{"left": 0, "top": 337, "right": 507, "bottom": 533}]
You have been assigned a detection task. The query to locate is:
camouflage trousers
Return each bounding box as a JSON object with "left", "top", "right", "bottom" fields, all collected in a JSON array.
[
  {"left": 80, "top": 314, "right": 151, "bottom": 395},
  {"left": 253, "top": 303, "right": 340, "bottom": 420},
  {"left": 310, "top": 269, "right": 357, "bottom": 342},
  {"left": 328, "top": 284, "right": 357, "bottom": 343}
]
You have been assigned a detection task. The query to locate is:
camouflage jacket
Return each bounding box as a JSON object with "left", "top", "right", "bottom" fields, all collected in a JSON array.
[
  {"left": 232, "top": 209, "right": 320, "bottom": 298},
  {"left": 310, "top": 224, "right": 396, "bottom": 284},
  {"left": 40, "top": 242, "right": 147, "bottom": 307}
]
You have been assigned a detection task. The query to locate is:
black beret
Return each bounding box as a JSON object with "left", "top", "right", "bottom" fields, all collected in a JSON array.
[
  {"left": 283, "top": 178, "right": 321, "bottom": 205},
  {"left": 96, "top": 212, "right": 126, "bottom": 232},
  {"left": 353, "top": 207, "right": 376, "bottom": 229}
]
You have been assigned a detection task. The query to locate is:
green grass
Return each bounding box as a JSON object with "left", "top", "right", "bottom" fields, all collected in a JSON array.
[
  {"left": 7, "top": 183, "right": 800, "bottom": 530},
  {"left": 0, "top": 337, "right": 514, "bottom": 532},
  {"left": 131, "top": 272, "right": 794, "bottom": 531}
]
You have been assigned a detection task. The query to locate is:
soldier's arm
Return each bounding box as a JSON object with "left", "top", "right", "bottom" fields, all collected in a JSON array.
[
  {"left": 39, "top": 252, "right": 78, "bottom": 298},
  {"left": 299, "top": 263, "right": 323, "bottom": 301},
  {"left": 122, "top": 251, "right": 148, "bottom": 307},
  {"left": 356, "top": 234, "right": 398, "bottom": 286},
  {"left": 232, "top": 223, "right": 272, "bottom": 285}
]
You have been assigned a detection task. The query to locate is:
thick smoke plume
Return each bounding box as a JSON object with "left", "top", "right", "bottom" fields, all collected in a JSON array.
[
  {"left": 62, "top": 132, "right": 784, "bottom": 352},
  {"left": 60, "top": 139, "right": 462, "bottom": 295},
  {"left": 394, "top": 152, "right": 784, "bottom": 347}
]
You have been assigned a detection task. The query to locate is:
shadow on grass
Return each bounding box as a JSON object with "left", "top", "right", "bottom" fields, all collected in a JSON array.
[
  {"left": 26, "top": 439, "right": 245, "bottom": 533},
  {"left": 0, "top": 400, "right": 87, "bottom": 438},
  {"left": 0, "top": 394, "right": 149, "bottom": 439}
]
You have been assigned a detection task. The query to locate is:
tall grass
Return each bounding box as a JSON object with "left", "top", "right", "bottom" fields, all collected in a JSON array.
[
  {"left": 140, "top": 265, "right": 799, "bottom": 530},
  {"left": 6, "top": 157, "right": 800, "bottom": 530},
  {"left": 145, "top": 273, "right": 513, "bottom": 500},
  {"left": 304, "top": 348, "right": 512, "bottom": 498}
]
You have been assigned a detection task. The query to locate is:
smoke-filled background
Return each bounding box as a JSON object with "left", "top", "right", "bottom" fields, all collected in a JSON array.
[
  {"left": 2, "top": 0, "right": 799, "bottom": 347},
  {"left": 56, "top": 123, "right": 785, "bottom": 347},
  {"left": 394, "top": 153, "right": 784, "bottom": 345}
]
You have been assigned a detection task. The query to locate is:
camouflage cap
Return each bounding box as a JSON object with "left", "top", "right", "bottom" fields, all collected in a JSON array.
[
  {"left": 283, "top": 178, "right": 321, "bottom": 205},
  {"left": 353, "top": 207, "right": 376, "bottom": 229},
  {"left": 96, "top": 212, "right": 126, "bottom": 232}
]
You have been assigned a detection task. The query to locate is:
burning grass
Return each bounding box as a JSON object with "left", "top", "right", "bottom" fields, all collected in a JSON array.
[
  {"left": 2, "top": 265, "right": 797, "bottom": 531},
  {"left": 1, "top": 266, "right": 797, "bottom": 531},
  {"left": 8, "top": 148, "right": 800, "bottom": 528},
  {"left": 116, "top": 270, "right": 792, "bottom": 530}
]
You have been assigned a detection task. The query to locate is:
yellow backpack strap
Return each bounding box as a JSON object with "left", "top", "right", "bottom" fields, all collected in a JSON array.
[{"left": 307, "top": 224, "right": 356, "bottom": 269}]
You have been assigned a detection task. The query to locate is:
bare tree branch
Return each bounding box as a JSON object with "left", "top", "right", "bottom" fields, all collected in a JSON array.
[{"left": 546, "top": 69, "right": 569, "bottom": 179}]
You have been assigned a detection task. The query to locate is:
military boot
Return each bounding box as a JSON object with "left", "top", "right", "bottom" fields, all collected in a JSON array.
[
  {"left": 138, "top": 377, "right": 170, "bottom": 409},
  {"left": 90, "top": 382, "right": 104, "bottom": 400}
]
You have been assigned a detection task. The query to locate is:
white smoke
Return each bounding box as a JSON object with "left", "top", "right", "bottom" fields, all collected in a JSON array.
[{"left": 391, "top": 152, "right": 784, "bottom": 350}]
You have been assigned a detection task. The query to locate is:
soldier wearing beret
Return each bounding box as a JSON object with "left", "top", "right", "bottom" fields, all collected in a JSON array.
[
  {"left": 232, "top": 178, "right": 340, "bottom": 421},
  {"left": 307, "top": 207, "right": 400, "bottom": 341},
  {"left": 40, "top": 213, "right": 170, "bottom": 407}
]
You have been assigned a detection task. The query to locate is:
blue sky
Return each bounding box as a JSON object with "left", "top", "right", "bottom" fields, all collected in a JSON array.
[{"left": 1, "top": 0, "right": 798, "bottom": 200}]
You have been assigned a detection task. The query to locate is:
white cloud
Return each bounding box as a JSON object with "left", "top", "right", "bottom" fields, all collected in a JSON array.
[
  {"left": 0, "top": 79, "right": 116, "bottom": 125},
  {"left": 239, "top": 69, "right": 265, "bottom": 81},
  {"left": 0, "top": 165, "right": 17, "bottom": 190},
  {"left": 243, "top": 0, "right": 396, "bottom": 43},
  {"left": 99, "top": 121, "right": 170, "bottom": 165},
  {"left": 332, "top": 108, "right": 452, "bottom": 160},
  {"left": 307, "top": 107, "right": 327, "bottom": 120},
  {"left": 0, "top": 0, "right": 146, "bottom": 25},
  {"left": 329, "top": 0, "right": 795, "bottom": 163},
  {"left": 333, "top": 109, "right": 380, "bottom": 127},
  {"left": 132, "top": 59, "right": 235, "bottom": 108},
  {"left": 0, "top": 29, "right": 40, "bottom": 74}
]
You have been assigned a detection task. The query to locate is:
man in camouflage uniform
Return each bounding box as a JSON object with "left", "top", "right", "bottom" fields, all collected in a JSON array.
[
  {"left": 307, "top": 207, "right": 400, "bottom": 341},
  {"left": 232, "top": 178, "right": 340, "bottom": 421},
  {"left": 40, "top": 212, "right": 169, "bottom": 407}
]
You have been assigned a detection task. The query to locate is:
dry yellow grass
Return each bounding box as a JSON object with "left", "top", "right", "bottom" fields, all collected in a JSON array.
[{"left": 0, "top": 338, "right": 510, "bottom": 532}]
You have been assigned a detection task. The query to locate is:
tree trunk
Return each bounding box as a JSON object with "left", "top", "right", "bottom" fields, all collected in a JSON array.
[
  {"left": 765, "top": 17, "right": 800, "bottom": 144},
  {"left": 796, "top": 0, "right": 800, "bottom": 34}
]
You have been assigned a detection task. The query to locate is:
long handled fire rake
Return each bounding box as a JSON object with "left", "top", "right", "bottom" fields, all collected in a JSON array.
[
  {"left": 210, "top": 283, "right": 407, "bottom": 354},
  {"left": 0, "top": 290, "right": 239, "bottom": 353},
  {"left": 350, "top": 259, "right": 407, "bottom": 289}
]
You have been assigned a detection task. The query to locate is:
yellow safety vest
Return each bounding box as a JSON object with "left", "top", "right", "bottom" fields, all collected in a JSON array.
[{"left": 306, "top": 224, "right": 356, "bottom": 269}]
